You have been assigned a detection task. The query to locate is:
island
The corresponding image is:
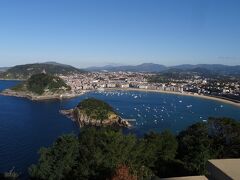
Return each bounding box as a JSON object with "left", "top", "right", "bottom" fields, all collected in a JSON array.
[
  {"left": 60, "top": 98, "right": 131, "bottom": 127},
  {"left": 0, "top": 73, "right": 74, "bottom": 100}
]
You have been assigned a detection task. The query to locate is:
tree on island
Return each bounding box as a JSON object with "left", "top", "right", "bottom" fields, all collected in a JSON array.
[
  {"left": 76, "top": 98, "right": 116, "bottom": 121},
  {"left": 11, "top": 73, "right": 71, "bottom": 95}
]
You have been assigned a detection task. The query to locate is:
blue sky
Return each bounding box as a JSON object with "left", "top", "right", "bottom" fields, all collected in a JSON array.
[{"left": 0, "top": 0, "right": 240, "bottom": 67}]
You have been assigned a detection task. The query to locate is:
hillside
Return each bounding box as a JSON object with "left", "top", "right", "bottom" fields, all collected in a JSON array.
[
  {"left": 0, "top": 73, "right": 72, "bottom": 100},
  {"left": 76, "top": 98, "right": 115, "bottom": 120},
  {"left": 0, "top": 62, "right": 84, "bottom": 79},
  {"left": 11, "top": 73, "right": 71, "bottom": 95},
  {"left": 61, "top": 98, "right": 130, "bottom": 127}
]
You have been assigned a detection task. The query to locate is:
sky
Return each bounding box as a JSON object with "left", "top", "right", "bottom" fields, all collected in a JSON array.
[{"left": 0, "top": 0, "right": 240, "bottom": 68}]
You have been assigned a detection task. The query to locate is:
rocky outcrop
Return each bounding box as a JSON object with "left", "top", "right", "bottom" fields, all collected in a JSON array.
[
  {"left": 60, "top": 108, "right": 131, "bottom": 128},
  {"left": 0, "top": 89, "right": 78, "bottom": 101}
]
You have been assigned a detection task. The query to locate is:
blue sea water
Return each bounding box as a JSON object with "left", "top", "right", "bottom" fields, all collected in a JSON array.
[{"left": 0, "top": 80, "right": 240, "bottom": 177}]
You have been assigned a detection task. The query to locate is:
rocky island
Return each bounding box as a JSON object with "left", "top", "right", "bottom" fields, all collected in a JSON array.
[
  {"left": 0, "top": 73, "right": 73, "bottom": 100},
  {"left": 60, "top": 98, "right": 131, "bottom": 128}
]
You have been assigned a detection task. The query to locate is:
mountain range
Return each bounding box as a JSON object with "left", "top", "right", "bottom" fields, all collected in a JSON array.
[
  {"left": 0, "top": 62, "right": 239, "bottom": 79},
  {"left": 85, "top": 63, "right": 240, "bottom": 75}
]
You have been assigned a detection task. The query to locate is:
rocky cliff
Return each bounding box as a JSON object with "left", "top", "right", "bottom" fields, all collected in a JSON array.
[{"left": 60, "top": 98, "right": 131, "bottom": 128}]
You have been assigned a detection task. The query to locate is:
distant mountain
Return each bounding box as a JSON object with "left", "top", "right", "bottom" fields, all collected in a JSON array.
[
  {"left": 86, "top": 63, "right": 167, "bottom": 72},
  {"left": 86, "top": 65, "right": 119, "bottom": 72},
  {"left": 0, "top": 62, "right": 84, "bottom": 79},
  {"left": 85, "top": 63, "right": 240, "bottom": 75},
  {"left": 172, "top": 64, "right": 240, "bottom": 75}
]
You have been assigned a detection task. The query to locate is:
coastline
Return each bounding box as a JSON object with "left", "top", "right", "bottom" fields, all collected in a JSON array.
[
  {"left": 0, "top": 89, "right": 89, "bottom": 101},
  {"left": 0, "top": 78, "right": 24, "bottom": 81},
  {"left": 60, "top": 108, "right": 131, "bottom": 128},
  {"left": 102, "top": 88, "right": 240, "bottom": 108},
  {"left": 1, "top": 86, "right": 239, "bottom": 108}
]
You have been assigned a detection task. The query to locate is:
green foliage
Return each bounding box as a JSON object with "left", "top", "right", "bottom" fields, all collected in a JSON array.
[
  {"left": 10, "top": 82, "right": 26, "bottom": 91},
  {"left": 29, "top": 117, "right": 240, "bottom": 179},
  {"left": 29, "top": 127, "right": 156, "bottom": 180},
  {"left": 143, "top": 131, "right": 177, "bottom": 166},
  {"left": 208, "top": 117, "right": 240, "bottom": 158},
  {"left": 75, "top": 127, "right": 151, "bottom": 179},
  {"left": 147, "top": 72, "right": 192, "bottom": 83},
  {"left": 29, "top": 134, "right": 79, "bottom": 180},
  {"left": 177, "top": 117, "right": 240, "bottom": 175},
  {"left": 142, "top": 131, "right": 182, "bottom": 178},
  {"left": 147, "top": 75, "right": 170, "bottom": 83},
  {"left": 26, "top": 73, "right": 70, "bottom": 95},
  {"left": 177, "top": 122, "right": 214, "bottom": 175},
  {"left": 9, "top": 73, "right": 71, "bottom": 95},
  {"left": 77, "top": 98, "right": 116, "bottom": 120}
]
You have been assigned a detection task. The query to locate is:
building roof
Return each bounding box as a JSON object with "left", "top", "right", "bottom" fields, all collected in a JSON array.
[
  {"left": 160, "top": 176, "right": 207, "bottom": 180},
  {"left": 208, "top": 159, "right": 240, "bottom": 179}
]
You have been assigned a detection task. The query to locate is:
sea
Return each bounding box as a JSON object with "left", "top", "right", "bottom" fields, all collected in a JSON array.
[{"left": 0, "top": 80, "right": 239, "bottom": 178}]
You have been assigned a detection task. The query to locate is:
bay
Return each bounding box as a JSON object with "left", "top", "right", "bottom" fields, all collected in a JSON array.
[{"left": 0, "top": 80, "right": 239, "bottom": 177}]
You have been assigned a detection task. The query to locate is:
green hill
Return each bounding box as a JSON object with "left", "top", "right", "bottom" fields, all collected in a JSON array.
[
  {"left": 61, "top": 98, "right": 130, "bottom": 127},
  {"left": 76, "top": 98, "right": 116, "bottom": 121},
  {"left": 0, "top": 62, "right": 84, "bottom": 79},
  {"left": 11, "top": 73, "right": 71, "bottom": 95}
]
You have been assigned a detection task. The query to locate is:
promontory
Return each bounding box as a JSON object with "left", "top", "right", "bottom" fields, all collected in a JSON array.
[{"left": 0, "top": 73, "right": 73, "bottom": 100}]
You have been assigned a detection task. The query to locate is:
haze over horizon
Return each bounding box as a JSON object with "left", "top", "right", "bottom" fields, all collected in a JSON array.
[{"left": 1, "top": 0, "right": 240, "bottom": 68}]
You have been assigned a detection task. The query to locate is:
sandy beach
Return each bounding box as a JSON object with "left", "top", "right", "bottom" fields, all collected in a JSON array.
[
  {"left": 1, "top": 86, "right": 239, "bottom": 108},
  {"left": 102, "top": 88, "right": 240, "bottom": 108}
]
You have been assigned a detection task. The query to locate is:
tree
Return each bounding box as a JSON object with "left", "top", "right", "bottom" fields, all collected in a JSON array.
[
  {"left": 176, "top": 117, "right": 240, "bottom": 175},
  {"left": 28, "top": 118, "right": 240, "bottom": 179},
  {"left": 27, "top": 73, "right": 70, "bottom": 95},
  {"left": 143, "top": 131, "right": 179, "bottom": 177},
  {"left": 208, "top": 117, "right": 240, "bottom": 158},
  {"left": 177, "top": 122, "right": 214, "bottom": 175},
  {"left": 29, "top": 134, "right": 79, "bottom": 180},
  {"left": 74, "top": 127, "right": 152, "bottom": 179},
  {"left": 29, "top": 127, "right": 153, "bottom": 180}
]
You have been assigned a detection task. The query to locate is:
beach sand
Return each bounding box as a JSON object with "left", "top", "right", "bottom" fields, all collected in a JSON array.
[
  {"left": 102, "top": 88, "right": 240, "bottom": 108},
  {"left": 1, "top": 86, "right": 239, "bottom": 108}
]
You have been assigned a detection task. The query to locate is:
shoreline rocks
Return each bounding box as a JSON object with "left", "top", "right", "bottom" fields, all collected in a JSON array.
[
  {"left": 0, "top": 89, "right": 86, "bottom": 101},
  {"left": 60, "top": 108, "right": 131, "bottom": 128}
]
